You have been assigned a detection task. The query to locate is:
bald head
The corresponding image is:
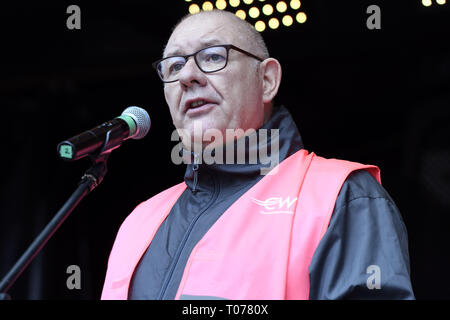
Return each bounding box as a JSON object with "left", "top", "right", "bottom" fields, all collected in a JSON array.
[
  {"left": 164, "top": 10, "right": 269, "bottom": 61},
  {"left": 160, "top": 9, "right": 282, "bottom": 150}
]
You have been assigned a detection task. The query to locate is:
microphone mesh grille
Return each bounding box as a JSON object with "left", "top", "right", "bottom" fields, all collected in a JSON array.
[{"left": 122, "top": 106, "right": 151, "bottom": 140}]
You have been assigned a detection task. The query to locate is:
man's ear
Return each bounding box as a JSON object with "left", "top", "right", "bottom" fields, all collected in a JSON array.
[{"left": 260, "top": 58, "right": 282, "bottom": 104}]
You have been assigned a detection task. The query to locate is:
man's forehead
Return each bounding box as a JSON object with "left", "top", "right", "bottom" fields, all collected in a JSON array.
[
  {"left": 165, "top": 38, "right": 223, "bottom": 57},
  {"left": 164, "top": 14, "right": 242, "bottom": 56}
]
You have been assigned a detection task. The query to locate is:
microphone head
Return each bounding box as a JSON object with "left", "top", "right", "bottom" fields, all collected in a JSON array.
[{"left": 122, "top": 106, "right": 151, "bottom": 140}]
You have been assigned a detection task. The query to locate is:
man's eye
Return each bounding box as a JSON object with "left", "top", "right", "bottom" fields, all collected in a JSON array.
[
  {"left": 169, "top": 62, "right": 184, "bottom": 73},
  {"left": 207, "top": 54, "right": 225, "bottom": 62}
]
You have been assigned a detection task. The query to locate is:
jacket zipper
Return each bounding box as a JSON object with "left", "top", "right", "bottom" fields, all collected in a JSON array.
[
  {"left": 156, "top": 164, "right": 219, "bottom": 300},
  {"left": 192, "top": 153, "right": 199, "bottom": 194}
]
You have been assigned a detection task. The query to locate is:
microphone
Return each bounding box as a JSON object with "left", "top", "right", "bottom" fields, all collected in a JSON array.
[{"left": 57, "top": 106, "right": 150, "bottom": 161}]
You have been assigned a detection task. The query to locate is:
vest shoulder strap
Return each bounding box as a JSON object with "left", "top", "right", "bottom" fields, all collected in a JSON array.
[
  {"left": 286, "top": 152, "right": 380, "bottom": 298},
  {"left": 302, "top": 153, "right": 381, "bottom": 239},
  {"left": 101, "top": 181, "right": 187, "bottom": 299}
]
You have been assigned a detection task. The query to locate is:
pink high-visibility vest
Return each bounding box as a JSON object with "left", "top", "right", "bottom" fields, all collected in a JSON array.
[{"left": 101, "top": 149, "right": 380, "bottom": 300}]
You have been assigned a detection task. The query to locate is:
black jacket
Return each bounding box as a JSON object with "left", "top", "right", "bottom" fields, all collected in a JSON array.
[{"left": 128, "top": 105, "right": 415, "bottom": 300}]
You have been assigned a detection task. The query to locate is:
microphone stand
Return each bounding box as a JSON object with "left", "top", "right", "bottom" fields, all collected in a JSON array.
[{"left": 0, "top": 131, "right": 115, "bottom": 300}]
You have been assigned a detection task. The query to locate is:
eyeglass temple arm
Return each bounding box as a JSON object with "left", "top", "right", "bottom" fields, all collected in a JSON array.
[{"left": 229, "top": 45, "right": 264, "bottom": 62}]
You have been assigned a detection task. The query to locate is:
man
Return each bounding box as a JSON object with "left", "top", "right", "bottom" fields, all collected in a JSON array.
[{"left": 101, "top": 10, "right": 414, "bottom": 300}]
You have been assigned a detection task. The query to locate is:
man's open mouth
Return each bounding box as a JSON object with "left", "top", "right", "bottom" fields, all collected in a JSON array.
[
  {"left": 184, "top": 98, "right": 217, "bottom": 113},
  {"left": 190, "top": 100, "right": 207, "bottom": 108}
]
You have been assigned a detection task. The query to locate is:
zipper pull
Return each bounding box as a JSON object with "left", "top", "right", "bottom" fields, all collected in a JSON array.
[{"left": 192, "top": 153, "right": 199, "bottom": 194}]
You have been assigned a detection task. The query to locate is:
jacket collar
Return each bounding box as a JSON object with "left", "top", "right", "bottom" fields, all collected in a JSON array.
[{"left": 182, "top": 105, "right": 304, "bottom": 193}]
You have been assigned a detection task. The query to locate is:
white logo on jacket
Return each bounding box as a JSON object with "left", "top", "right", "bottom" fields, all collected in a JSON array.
[{"left": 251, "top": 197, "right": 298, "bottom": 214}]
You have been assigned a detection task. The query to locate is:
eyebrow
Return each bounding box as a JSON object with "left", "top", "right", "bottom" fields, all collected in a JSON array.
[{"left": 163, "top": 39, "right": 224, "bottom": 58}]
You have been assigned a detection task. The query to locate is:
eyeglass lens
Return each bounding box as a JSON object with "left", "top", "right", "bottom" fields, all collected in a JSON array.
[{"left": 157, "top": 46, "right": 228, "bottom": 82}]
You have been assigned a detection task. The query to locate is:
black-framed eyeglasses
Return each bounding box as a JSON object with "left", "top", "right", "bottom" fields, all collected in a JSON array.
[{"left": 152, "top": 44, "right": 264, "bottom": 83}]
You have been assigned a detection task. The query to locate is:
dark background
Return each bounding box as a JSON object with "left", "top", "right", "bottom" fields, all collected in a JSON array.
[{"left": 0, "top": 0, "right": 449, "bottom": 299}]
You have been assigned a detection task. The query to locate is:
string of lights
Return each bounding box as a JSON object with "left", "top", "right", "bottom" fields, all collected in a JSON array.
[
  {"left": 184, "top": 0, "right": 307, "bottom": 32},
  {"left": 422, "top": 0, "right": 446, "bottom": 6}
]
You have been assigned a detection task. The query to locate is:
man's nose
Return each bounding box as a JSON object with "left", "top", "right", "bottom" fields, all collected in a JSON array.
[{"left": 178, "top": 57, "right": 207, "bottom": 88}]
